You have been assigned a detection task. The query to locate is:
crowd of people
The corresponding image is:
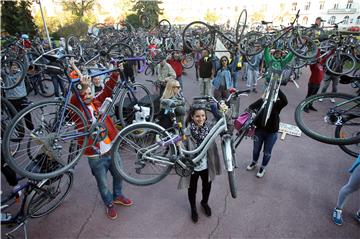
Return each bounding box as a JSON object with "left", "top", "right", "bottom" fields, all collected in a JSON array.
[{"left": 1, "top": 17, "right": 358, "bottom": 230}]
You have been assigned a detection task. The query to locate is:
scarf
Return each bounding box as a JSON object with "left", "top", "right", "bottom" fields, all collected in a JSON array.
[{"left": 190, "top": 122, "right": 210, "bottom": 147}]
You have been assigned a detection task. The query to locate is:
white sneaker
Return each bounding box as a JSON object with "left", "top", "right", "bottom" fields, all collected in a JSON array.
[
  {"left": 330, "top": 98, "right": 335, "bottom": 103},
  {"left": 318, "top": 98, "right": 323, "bottom": 102},
  {"left": 246, "top": 162, "right": 257, "bottom": 171},
  {"left": 256, "top": 167, "right": 265, "bottom": 178}
]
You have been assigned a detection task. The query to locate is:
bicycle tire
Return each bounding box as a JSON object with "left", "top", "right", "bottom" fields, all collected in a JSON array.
[
  {"left": 325, "top": 53, "right": 356, "bottom": 76},
  {"left": 295, "top": 93, "right": 360, "bottom": 145},
  {"left": 37, "top": 78, "right": 55, "bottom": 98},
  {"left": 1, "top": 59, "right": 26, "bottom": 90},
  {"left": 2, "top": 100, "right": 89, "bottom": 180},
  {"left": 66, "top": 35, "right": 83, "bottom": 62},
  {"left": 236, "top": 9, "right": 247, "bottom": 43},
  {"left": 1, "top": 97, "right": 20, "bottom": 156},
  {"left": 111, "top": 122, "right": 175, "bottom": 186},
  {"left": 261, "top": 77, "right": 278, "bottom": 127},
  {"left": 182, "top": 54, "right": 195, "bottom": 69},
  {"left": 182, "top": 21, "right": 214, "bottom": 52},
  {"left": 144, "top": 65, "right": 154, "bottom": 76},
  {"left": 159, "top": 19, "right": 171, "bottom": 35},
  {"left": 107, "top": 42, "right": 134, "bottom": 58},
  {"left": 228, "top": 171, "right": 237, "bottom": 199},
  {"left": 222, "top": 136, "right": 237, "bottom": 198},
  {"left": 287, "top": 34, "right": 318, "bottom": 60},
  {"left": 335, "top": 116, "right": 360, "bottom": 157},
  {"left": 117, "top": 83, "right": 154, "bottom": 127},
  {"left": 25, "top": 171, "right": 73, "bottom": 218},
  {"left": 239, "top": 31, "right": 264, "bottom": 56}
]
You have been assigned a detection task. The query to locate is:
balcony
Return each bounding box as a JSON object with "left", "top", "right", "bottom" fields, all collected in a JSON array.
[{"left": 327, "top": 8, "right": 357, "bottom": 14}]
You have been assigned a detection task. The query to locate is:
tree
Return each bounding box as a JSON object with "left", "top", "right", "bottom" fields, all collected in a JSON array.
[
  {"left": 132, "top": 0, "right": 163, "bottom": 28},
  {"left": 204, "top": 10, "right": 219, "bottom": 24},
  {"left": 1, "top": 0, "right": 36, "bottom": 35},
  {"left": 62, "top": 0, "right": 96, "bottom": 20},
  {"left": 126, "top": 13, "right": 140, "bottom": 28}
]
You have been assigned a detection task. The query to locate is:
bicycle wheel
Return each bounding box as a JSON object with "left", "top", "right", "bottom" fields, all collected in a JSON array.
[
  {"left": 25, "top": 171, "right": 73, "bottom": 218},
  {"left": 236, "top": 9, "right": 247, "bottom": 43},
  {"left": 182, "top": 21, "right": 214, "bottom": 51},
  {"left": 111, "top": 122, "right": 176, "bottom": 186},
  {"left": 222, "top": 136, "right": 237, "bottom": 198},
  {"left": 38, "top": 77, "right": 55, "bottom": 98},
  {"left": 261, "top": 76, "right": 278, "bottom": 127},
  {"left": 325, "top": 53, "right": 356, "bottom": 76},
  {"left": 2, "top": 100, "right": 89, "bottom": 180},
  {"left": 1, "top": 97, "right": 20, "bottom": 156},
  {"left": 239, "top": 31, "right": 265, "bottom": 56},
  {"left": 66, "top": 35, "right": 83, "bottom": 62},
  {"left": 335, "top": 116, "right": 360, "bottom": 157},
  {"left": 228, "top": 171, "right": 237, "bottom": 198},
  {"left": 181, "top": 54, "right": 195, "bottom": 69},
  {"left": 288, "top": 34, "right": 318, "bottom": 59},
  {"left": 1, "top": 59, "right": 26, "bottom": 90},
  {"left": 107, "top": 43, "right": 134, "bottom": 58},
  {"left": 159, "top": 19, "right": 171, "bottom": 35},
  {"left": 117, "top": 83, "right": 154, "bottom": 127},
  {"left": 144, "top": 65, "right": 154, "bottom": 76},
  {"left": 295, "top": 93, "right": 360, "bottom": 145}
]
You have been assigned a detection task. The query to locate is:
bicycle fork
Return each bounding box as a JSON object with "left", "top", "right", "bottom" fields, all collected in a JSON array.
[{"left": 222, "top": 134, "right": 235, "bottom": 172}]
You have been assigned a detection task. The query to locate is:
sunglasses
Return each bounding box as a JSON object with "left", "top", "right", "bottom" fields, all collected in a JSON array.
[{"left": 173, "top": 86, "right": 181, "bottom": 89}]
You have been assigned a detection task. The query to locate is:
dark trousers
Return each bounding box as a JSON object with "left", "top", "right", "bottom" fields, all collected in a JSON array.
[
  {"left": 188, "top": 169, "right": 211, "bottom": 209},
  {"left": 305, "top": 83, "right": 320, "bottom": 108},
  {"left": 8, "top": 97, "right": 34, "bottom": 130},
  {"left": 253, "top": 129, "right": 278, "bottom": 167},
  {"left": 1, "top": 152, "right": 18, "bottom": 186},
  {"left": 51, "top": 75, "right": 65, "bottom": 97}
]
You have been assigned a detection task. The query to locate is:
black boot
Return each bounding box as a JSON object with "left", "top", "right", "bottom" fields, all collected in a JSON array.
[
  {"left": 191, "top": 207, "right": 198, "bottom": 223},
  {"left": 200, "top": 200, "right": 212, "bottom": 217}
]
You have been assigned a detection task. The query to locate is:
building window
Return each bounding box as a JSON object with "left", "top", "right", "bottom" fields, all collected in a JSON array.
[
  {"left": 343, "top": 16, "right": 349, "bottom": 24},
  {"left": 319, "top": 1, "right": 325, "bottom": 10},
  {"left": 292, "top": 2, "right": 297, "bottom": 11},
  {"left": 346, "top": 0, "right": 353, "bottom": 9},
  {"left": 304, "top": 2, "right": 311, "bottom": 11},
  {"left": 329, "top": 16, "right": 336, "bottom": 24},
  {"left": 333, "top": 3, "right": 339, "bottom": 9},
  {"left": 357, "top": 16, "right": 360, "bottom": 25}
]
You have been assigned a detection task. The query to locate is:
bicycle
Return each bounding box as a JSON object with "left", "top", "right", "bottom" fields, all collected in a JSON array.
[
  {"left": 1, "top": 171, "right": 73, "bottom": 239},
  {"left": 182, "top": 9, "right": 247, "bottom": 52},
  {"left": 294, "top": 88, "right": 360, "bottom": 146},
  {"left": 110, "top": 89, "right": 250, "bottom": 199},
  {"left": 2, "top": 56, "right": 154, "bottom": 180}
]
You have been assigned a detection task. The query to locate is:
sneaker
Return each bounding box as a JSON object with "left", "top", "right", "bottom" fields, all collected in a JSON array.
[
  {"left": 256, "top": 167, "right": 265, "bottom": 178},
  {"left": 106, "top": 204, "right": 118, "bottom": 220},
  {"left": 330, "top": 98, "right": 335, "bottom": 103},
  {"left": 191, "top": 207, "right": 198, "bottom": 223},
  {"left": 355, "top": 211, "right": 360, "bottom": 223},
  {"left": 113, "top": 195, "right": 133, "bottom": 206},
  {"left": 318, "top": 98, "right": 323, "bottom": 102},
  {"left": 252, "top": 89, "right": 258, "bottom": 93},
  {"left": 246, "top": 161, "right": 257, "bottom": 171},
  {"left": 332, "top": 208, "right": 343, "bottom": 226}
]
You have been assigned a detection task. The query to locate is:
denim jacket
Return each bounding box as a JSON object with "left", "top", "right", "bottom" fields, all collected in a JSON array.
[{"left": 212, "top": 51, "right": 240, "bottom": 89}]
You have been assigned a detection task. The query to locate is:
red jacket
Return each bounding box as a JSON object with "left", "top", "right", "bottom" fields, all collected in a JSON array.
[
  {"left": 70, "top": 72, "right": 119, "bottom": 156},
  {"left": 308, "top": 49, "right": 335, "bottom": 85},
  {"left": 167, "top": 59, "right": 183, "bottom": 77}
]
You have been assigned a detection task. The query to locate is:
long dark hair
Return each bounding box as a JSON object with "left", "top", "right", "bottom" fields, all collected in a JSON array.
[{"left": 185, "top": 104, "right": 207, "bottom": 127}]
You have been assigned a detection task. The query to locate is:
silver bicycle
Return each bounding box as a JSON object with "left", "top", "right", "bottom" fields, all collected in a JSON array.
[{"left": 110, "top": 90, "right": 249, "bottom": 198}]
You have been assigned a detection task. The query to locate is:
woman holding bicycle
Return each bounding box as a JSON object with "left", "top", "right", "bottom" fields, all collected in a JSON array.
[
  {"left": 178, "top": 104, "right": 221, "bottom": 223},
  {"left": 246, "top": 89, "right": 288, "bottom": 178}
]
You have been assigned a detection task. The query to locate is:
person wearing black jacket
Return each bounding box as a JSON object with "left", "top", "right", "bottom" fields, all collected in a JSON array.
[{"left": 246, "top": 89, "right": 288, "bottom": 178}]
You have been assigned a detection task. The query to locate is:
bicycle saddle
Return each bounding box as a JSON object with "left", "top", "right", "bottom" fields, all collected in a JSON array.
[{"left": 261, "top": 21, "right": 273, "bottom": 25}]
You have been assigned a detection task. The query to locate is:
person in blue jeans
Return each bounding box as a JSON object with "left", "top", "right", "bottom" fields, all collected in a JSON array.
[
  {"left": 70, "top": 60, "right": 133, "bottom": 220},
  {"left": 332, "top": 154, "right": 360, "bottom": 226},
  {"left": 246, "top": 89, "right": 288, "bottom": 177}
]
